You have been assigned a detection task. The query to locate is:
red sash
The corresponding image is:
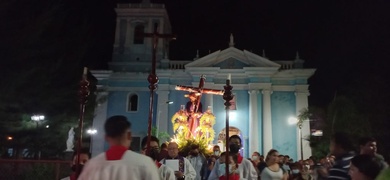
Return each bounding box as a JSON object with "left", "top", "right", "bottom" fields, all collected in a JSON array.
[
  {"left": 219, "top": 174, "right": 239, "bottom": 180},
  {"left": 237, "top": 154, "right": 243, "bottom": 164},
  {"left": 156, "top": 161, "right": 162, "bottom": 168},
  {"left": 106, "top": 145, "right": 128, "bottom": 160},
  {"left": 69, "top": 173, "right": 77, "bottom": 180}
]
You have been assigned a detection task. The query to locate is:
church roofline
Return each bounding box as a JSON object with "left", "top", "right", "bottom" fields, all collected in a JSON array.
[
  {"left": 117, "top": 3, "right": 166, "bottom": 9},
  {"left": 185, "top": 46, "right": 281, "bottom": 68},
  {"left": 91, "top": 70, "right": 113, "bottom": 81},
  {"left": 273, "top": 69, "right": 316, "bottom": 79}
]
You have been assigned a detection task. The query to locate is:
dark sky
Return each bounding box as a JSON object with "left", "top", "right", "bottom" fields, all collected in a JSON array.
[
  {"left": 132, "top": 0, "right": 390, "bottom": 106},
  {"left": 2, "top": 0, "right": 390, "bottom": 107}
]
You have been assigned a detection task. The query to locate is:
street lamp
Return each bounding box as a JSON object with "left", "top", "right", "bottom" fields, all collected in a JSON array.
[
  {"left": 31, "top": 114, "right": 45, "bottom": 160},
  {"left": 288, "top": 116, "right": 304, "bottom": 161},
  {"left": 87, "top": 129, "right": 97, "bottom": 135},
  {"left": 31, "top": 115, "right": 45, "bottom": 128},
  {"left": 87, "top": 128, "right": 97, "bottom": 153}
]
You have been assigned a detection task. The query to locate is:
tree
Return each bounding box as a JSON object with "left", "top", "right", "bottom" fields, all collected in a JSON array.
[
  {"left": 310, "top": 74, "right": 390, "bottom": 160},
  {"left": 0, "top": 0, "right": 112, "bottom": 159}
]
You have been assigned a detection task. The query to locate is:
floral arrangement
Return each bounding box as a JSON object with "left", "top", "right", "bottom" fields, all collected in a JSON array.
[{"left": 171, "top": 107, "right": 216, "bottom": 156}]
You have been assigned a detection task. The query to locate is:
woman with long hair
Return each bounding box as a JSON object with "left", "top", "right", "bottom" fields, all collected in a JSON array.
[{"left": 259, "top": 149, "right": 288, "bottom": 180}]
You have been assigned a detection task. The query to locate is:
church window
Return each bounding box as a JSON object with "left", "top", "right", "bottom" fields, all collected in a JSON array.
[
  {"left": 128, "top": 94, "right": 138, "bottom": 112},
  {"left": 134, "top": 25, "right": 145, "bottom": 44}
]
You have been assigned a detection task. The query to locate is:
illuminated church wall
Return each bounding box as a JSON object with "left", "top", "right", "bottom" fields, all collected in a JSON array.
[
  {"left": 90, "top": 1, "right": 315, "bottom": 160},
  {"left": 271, "top": 91, "right": 298, "bottom": 161}
]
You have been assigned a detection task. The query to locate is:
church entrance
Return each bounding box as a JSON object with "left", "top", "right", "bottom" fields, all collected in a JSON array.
[{"left": 217, "top": 127, "right": 243, "bottom": 155}]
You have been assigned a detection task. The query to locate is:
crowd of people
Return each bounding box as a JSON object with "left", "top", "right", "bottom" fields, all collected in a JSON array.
[{"left": 65, "top": 115, "right": 389, "bottom": 180}]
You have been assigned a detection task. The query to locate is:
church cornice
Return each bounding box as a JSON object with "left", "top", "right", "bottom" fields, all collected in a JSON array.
[
  {"left": 243, "top": 67, "right": 280, "bottom": 76},
  {"left": 185, "top": 67, "right": 220, "bottom": 76},
  {"left": 248, "top": 83, "right": 272, "bottom": 90},
  {"left": 116, "top": 11, "right": 170, "bottom": 20},
  {"left": 107, "top": 86, "right": 150, "bottom": 92},
  {"left": 272, "top": 69, "right": 316, "bottom": 79},
  {"left": 91, "top": 70, "right": 113, "bottom": 81}
]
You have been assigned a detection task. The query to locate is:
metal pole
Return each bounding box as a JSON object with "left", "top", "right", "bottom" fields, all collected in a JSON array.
[
  {"left": 300, "top": 127, "right": 303, "bottom": 161},
  {"left": 146, "top": 24, "right": 159, "bottom": 155},
  {"left": 75, "top": 67, "right": 90, "bottom": 178},
  {"left": 223, "top": 78, "right": 233, "bottom": 179}
]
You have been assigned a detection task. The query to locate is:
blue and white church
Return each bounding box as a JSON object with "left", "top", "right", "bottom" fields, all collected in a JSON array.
[{"left": 90, "top": 1, "right": 316, "bottom": 161}]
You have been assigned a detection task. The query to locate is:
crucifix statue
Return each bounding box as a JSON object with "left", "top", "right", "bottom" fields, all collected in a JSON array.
[
  {"left": 175, "top": 75, "right": 224, "bottom": 138},
  {"left": 143, "top": 23, "right": 176, "bottom": 154}
]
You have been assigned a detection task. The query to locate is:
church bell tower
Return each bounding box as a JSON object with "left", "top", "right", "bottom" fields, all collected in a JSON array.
[{"left": 110, "top": 0, "right": 172, "bottom": 72}]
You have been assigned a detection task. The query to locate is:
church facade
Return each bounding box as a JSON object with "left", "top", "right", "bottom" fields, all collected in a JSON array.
[{"left": 91, "top": 1, "right": 316, "bottom": 161}]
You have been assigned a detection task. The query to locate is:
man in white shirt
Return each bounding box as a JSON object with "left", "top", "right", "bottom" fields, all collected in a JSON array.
[
  {"left": 208, "top": 135, "right": 258, "bottom": 180},
  {"left": 160, "top": 142, "right": 197, "bottom": 180},
  {"left": 141, "top": 136, "right": 176, "bottom": 180},
  {"left": 187, "top": 145, "right": 206, "bottom": 180},
  {"left": 78, "top": 115, "right": 160, "bottom": 180}
]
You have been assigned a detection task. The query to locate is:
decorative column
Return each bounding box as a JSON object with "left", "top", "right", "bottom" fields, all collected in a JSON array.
[
  {"left": 248, "top": 90, "right": 259, "bottom": 155},
  {"left": 262, "top": 89, "right": 272, "bottom": 155},
  {"left": 91, "top": 91, "right": 108, "bottom": 157},
  {"left": 145, "top": 19, "right": 153, "bottom": 52},
  {"left": 295, "top": 91, "right": 312, "bottom": 160},
  {"left": 114, "top": 19, "right": 121, "bottom": 47},
  {"left": 204, "top": 94, "right": 213, "bottom": 109},
  {"left": 124, "top": 19, "right": 132, "bottom": 48},
  {"left": 156, "top": 91, "right": 170, "bottom": 135}
]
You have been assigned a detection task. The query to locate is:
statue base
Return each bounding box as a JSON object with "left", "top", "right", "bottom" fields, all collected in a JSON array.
[{"left": 63, "top": 150, "right": 74, "bottom": 161}]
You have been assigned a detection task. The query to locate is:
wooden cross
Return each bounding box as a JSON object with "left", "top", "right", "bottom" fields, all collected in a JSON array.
[
  {"left": 176, "top": 75, "right": 224, "bottom": 110},
  {"left": 143, "top": 23, "right": 177, "bottom": 75},
  {"left": 175, "top": 75, "right": 224, "bottom": 137},
  {"left": 143, "top": 23, "right": 176, "bottom": 155}
]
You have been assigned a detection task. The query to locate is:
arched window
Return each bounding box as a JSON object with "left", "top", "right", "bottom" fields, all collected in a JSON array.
[
  {"left": 128, "top": 94, "right": 138, "bottom": 112},
  {"left": 133, "top": 25, "right": 144, "bottom": 44}
]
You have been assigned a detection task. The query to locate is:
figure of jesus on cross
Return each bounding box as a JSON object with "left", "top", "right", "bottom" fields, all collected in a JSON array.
[{"left": 175, "top": 75, "right": 224, "bottom": 138}]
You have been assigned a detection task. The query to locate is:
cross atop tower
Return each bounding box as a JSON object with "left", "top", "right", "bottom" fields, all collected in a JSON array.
[{"left": 229, "top": 33, "right": 235, "bottom": 47}]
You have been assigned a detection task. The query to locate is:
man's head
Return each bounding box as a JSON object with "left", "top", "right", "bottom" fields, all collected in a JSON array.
[
  {"left": 329, "top": 132, "right": 354, "bottom": 156},
  {"left": 229, "top": 135, "right": 242, "bottom": 154},
  {"left": 188, "top": 92, "right": 198, "bottom": 102},
  {"left": 359, "top": 137, "right": 377, "bottom": 156},
  {"left": 167, "top": 142, "right": 179, "bottom": 158},
  {"left": 104, "top": 115, "right": 132, "bottom": 147},
  {"left": 161, "top": 143, "right": 168, "bottom": 151},
  {"left": 260, "top": 155, "right": 265, "bottom": 162},
  {"left": 190, "top": 144, "right": 200, "bottom": 157},
  {"left": 349, "top": 154, "right": 383, "bottom": 180},
  {"left": 71, "top": 148, "right": 91, "bottom": 173},
  {"left": 219, "top": 152, "right": 227, "bottom": 163},
  {"left": 213, "top": 145, "right": 220, "bottom": 152},
  {"left": 251, "top": 152, "right": 260, "bottom": 162},
  {"left": 141, "top": 135, "right": 160, "bottom": 160},
  {"left": 284, "top": 155, "right": 290, "bottom": 164},
  {"left": 213, "top": 145, "right": 220, "bottom": 156},
  {"left": 278, "top": 154, "right": 284, "bottom": 163}
]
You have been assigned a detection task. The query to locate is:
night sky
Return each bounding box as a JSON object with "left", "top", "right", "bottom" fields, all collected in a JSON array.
[
  {"left": 2, "top": 0, "right": 390, "bottom": 107},
  {"left": 123, "top": 0, "right": 390, "bottom": 107}
]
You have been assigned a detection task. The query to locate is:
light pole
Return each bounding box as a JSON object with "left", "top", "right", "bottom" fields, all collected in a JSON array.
[
  {"left": 87, "top": 128, "right": 97, "bottom": 153},
  {"left": 31, "top": 115, "right": 45, "bottom": 128},
  {"left": 288, "top": 117, "right": 303, "bottom": 161},
  {"left": 31, "top": 114, "right": 45, "bottom": 159}
]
